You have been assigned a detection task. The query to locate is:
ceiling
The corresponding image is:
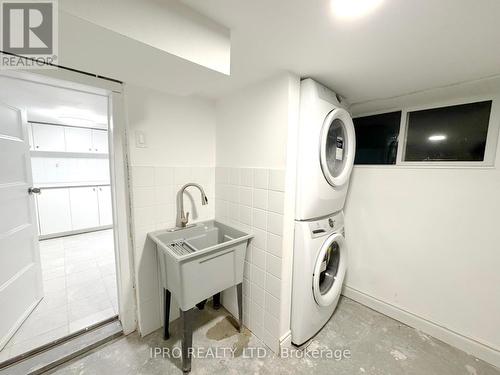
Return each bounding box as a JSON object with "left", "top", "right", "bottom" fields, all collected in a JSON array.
[
  {"left": 180, "top": 0, "right": 500, "bottom": 103},
  {"left": 0, "top": 76, "right": 108, "bottom": 129},
  {"left": 60, "top": 0, "right": 231, "bottom": 75}
]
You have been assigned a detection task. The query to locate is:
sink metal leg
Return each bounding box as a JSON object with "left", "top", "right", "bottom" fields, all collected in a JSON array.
[
  {"left": 213, "top": 292, "right": 221, "bottom": 309},
  {"left": 163, "top": 288, "right": 171, "bottom": 340},
  {"left": 195, "top": 299, "right": 207, "bottom": 310},
  {"left": 237, "top": 283, "right": 243, "bottom": 332},
  {"left": 180, "top": 308, "right": 193, "bottom": 373}
]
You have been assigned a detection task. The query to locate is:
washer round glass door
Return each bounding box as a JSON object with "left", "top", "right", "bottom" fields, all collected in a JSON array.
[
  {"left": 312, "top": 232, "right": 347, "bottom": 307},
  {"left": 319, "top": 108, "right": 356, "bottom": 187}
]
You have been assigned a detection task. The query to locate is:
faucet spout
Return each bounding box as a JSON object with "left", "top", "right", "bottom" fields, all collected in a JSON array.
[{"left": 176, "top": 183, "right": 208, "bottom": 228}]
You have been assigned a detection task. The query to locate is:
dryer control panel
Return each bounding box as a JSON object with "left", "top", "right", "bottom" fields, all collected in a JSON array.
[{"left": 308, "top": 212, "right": 344, "bottom": 238}]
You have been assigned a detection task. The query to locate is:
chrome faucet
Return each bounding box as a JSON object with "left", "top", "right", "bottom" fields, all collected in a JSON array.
[{"left": 176, "top": 183, "right": 208, "bottom": 228}]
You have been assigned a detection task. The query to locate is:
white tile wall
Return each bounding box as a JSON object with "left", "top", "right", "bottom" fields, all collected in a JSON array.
[
  {"left": 129, "top": 166, "right": 215, "bottom": 335},
  {"left": 215, "top": 167, "right": 285, "bottom": 353}
]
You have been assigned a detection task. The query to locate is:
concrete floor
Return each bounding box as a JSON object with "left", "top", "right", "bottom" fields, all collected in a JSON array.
[
  {"left": 47, "top": 297, "right": 499, "bottom": 375},
  {"left": 0, "top": 230, "right": 117, "bottom": 363}
]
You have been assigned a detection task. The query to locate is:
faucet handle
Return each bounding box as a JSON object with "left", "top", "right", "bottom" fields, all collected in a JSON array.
[{"left": 180, "top": 212, "right": 190, "bottom": 227}]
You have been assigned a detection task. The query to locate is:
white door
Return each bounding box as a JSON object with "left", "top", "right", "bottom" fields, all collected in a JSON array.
[
  {"left": 97, "top": 186, "right": 113, "bottom": 226},
  {"left": 69, "top": 187, "right": 100, "bottom": 230},
  {"left": 319, "top": 108, "right": 356, "bottom": 187},
  {"left": 92, "top": 129, "right": 108, "bottom": 154},
  {"left": 64, "top": 126, "right": 93, "bottom": 153},
  {"left": 312, "top": 233, "right": 347, "bottom": 306},
  {"left": 36, "top": 188, "right": 72, "bottom": 235},
  {"left": 28, "top": 123, "right": 34, "bottom": 150},
  {"left": 32, "top": 123, "right": 65, "bottom": 152},
  {"left": 0, "top": 101, "right": 43, "bottom": 350}
]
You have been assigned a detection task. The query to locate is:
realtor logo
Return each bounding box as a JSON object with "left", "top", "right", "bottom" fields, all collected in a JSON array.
[{"left": 1, "top": 0, "right": 58, "bottom": 68}]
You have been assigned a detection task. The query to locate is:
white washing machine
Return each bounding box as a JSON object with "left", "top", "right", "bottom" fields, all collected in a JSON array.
[
  {"left": 291, "top": 211, "right": 347, "bottom": 346},
  {"left": 295, "top": 78, "right": 356, "bottom": 220}
]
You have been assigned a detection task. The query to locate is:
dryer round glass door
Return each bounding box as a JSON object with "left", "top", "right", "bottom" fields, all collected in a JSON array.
[
  {"left": 320, "top": 108, "right": 356, "bottom": 187},
  {"left": 312, "top": 232, "right": 347, "bottom": 307}
]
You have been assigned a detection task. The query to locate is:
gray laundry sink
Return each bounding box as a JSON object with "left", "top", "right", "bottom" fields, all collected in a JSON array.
[{"left": 148, "top": 220, "right": 253, "bottom": 311}]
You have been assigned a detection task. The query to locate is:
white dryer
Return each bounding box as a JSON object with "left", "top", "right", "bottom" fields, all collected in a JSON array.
[
  {"left": 295, "top": 79, "right": 356, "bottom": 220},
  {"left": 291, "top": 211, "right": 347, "bottom": 346}
]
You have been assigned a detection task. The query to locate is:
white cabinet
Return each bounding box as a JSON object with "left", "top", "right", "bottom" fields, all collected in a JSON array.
[
  {"left": 66, "top": 127, "right": 108, "bottom": 154},
  {"left": 36, "top": 189, "right": 72, "bottom": 235},
  {"left": 92, "top": 130, "right": 108, "bottom": 154},
  {"left": 65, "top": 127, "right": 93, "bottom": 153},
  {"left": 32, "top": 123, "right": 65, "bottom": 152},
  {"left": 31, "top": 123, "right": 109, "bottom": 154},
  {"left": 37, "top": 185, "right": 113, "bottom": 237},
  {"left": 69, "top": 187, "right": 100, "bottom": 230},
  {"left": 97, "top": 186, "right": 113, "bottom": 226}
]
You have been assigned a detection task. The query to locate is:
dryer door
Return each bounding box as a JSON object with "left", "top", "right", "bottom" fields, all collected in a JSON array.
[
  {"left": 312, "top": 232, "right": 347, "bottom": 306},
  {"left": 319, "top": 108, "right": 356, "bottom": 187}
]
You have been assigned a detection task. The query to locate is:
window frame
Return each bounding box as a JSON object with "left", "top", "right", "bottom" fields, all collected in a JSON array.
[
  {"left": 352, "top": 109, "right": 402, "bottom": 165},
  {"left": 353, "top": 95, "right": 500, "bottom": 169}
]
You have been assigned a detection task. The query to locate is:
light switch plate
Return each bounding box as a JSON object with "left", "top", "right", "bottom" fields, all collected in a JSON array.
[{"left": 135, "top": 130, "right": 147, "bottom": 148}]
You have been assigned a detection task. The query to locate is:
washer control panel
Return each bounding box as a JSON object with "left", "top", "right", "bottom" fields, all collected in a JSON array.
[{"left": 308, "top": 212, "right": 344, "bottom": 238}]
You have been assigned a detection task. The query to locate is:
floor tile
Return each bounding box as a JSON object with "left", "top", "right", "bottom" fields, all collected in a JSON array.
[
  {"left": 68, "top": 292, "right": 113, "bottom": 322},
  {"left": 66, "top": 268, "right": 102, "bottom": 288},
  {"left": 0, "top": 230, "right": 117, "bottom": 364},
  {"left": 43, "top": 276, "right": 66, "bottom": 293},
  {"left": 67, "top": 278, "right": 108, "bottom": 302},
  {"left": 65, "top": 260, "right": 99, "bottom": 274},
  {"left": 42, "top": 266, "right": 66, "bottom": 281},
  {"left": 41, "top": 258, "right": 65, "bottom": 271},
  {"left": 8, "top": 326, "right": 69, "bottom": 358},
  {"left": 34, "top": 291, "right": 68, "bottom": 315},
  {"left": 102, "top": 274, "right": 117, "bottom": 292},
  {"left": 0, "top": 347, "right": 11, "bottom": 363},
  {"left": 99, "top": 263, "right": 116, "bottom": 277},
  {"left": 8, "top": 305, "right": 68, "bottom": 344},
  {"left": 69, "top": 308, "right": 116, "bottom": 333},
  {"left": 40, "top": 249, "right": 65, "bottom": 261}
]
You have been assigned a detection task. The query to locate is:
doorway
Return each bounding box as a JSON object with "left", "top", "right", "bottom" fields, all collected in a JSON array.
[{"left": 0, "top": 71, "right": 130, "bottom": 365}]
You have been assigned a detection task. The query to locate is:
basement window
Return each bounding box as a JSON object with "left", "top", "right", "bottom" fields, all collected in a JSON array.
[
  {"left": 404, "top": 101, "right": 492, "bottom": 162},
  {"left": 353, "top": 111, "right": 401, "bottom": 165}
]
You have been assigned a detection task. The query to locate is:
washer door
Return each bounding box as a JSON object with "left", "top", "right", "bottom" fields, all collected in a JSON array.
[
  {"left": 319, "top": 108, "right": 356, "bottom": 187},
  {"left": 312, "top": 232, "right": 347, "bottom": 307}
]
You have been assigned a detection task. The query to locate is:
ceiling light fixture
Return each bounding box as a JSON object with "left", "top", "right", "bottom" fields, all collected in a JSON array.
[
  {"left": 428, "top": 134, "right": 447, "bottom": 142},
  {"left": 331, "top": 0, "right": 384, "bottom": 19}
]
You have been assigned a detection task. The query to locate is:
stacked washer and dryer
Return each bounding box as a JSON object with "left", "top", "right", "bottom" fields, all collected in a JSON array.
[{"left": 291, "top": 79, "right": 356, "bottom": 346}]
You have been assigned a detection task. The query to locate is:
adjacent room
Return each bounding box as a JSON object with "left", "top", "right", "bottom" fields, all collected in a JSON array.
[
  {"left": 0, "top": 76, "right": 118, "bottom": 363},
  {"left": 0, "top": 0, "right": 499, "bottom": 374}
]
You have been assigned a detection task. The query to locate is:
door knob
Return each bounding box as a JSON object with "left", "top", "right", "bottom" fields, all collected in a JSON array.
[{"left": 28, "top": 187, "right": 41, "bottom": 194}]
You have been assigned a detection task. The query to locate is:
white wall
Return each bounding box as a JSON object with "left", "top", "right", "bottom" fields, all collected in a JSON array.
[
  {"left": 126, "top": 84, "right": 215, "bottom": 168},
  {"left": 125, "top": 84, "right": 216, "bottom": 335},
  {"left": 344, "top": 78, "right": 500, "bottom": 367},
  {"left": 215, "top": 73, "right": 300, "bottom": 352},
  {"left": 216, "top": 74, "right": 294, "bottom": 169}
]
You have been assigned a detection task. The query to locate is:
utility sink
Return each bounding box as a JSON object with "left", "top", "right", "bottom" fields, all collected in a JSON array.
[{"left": 149, "top": 220, "right": 253, "bottom": 311}]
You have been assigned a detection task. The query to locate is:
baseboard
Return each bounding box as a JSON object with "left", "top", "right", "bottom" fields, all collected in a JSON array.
[
  {"left": 39, "top": 225, "right": 113, "bottom": 240},
  {"left": 342, "top": 286, "right": 500, "bottom": 369}
]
